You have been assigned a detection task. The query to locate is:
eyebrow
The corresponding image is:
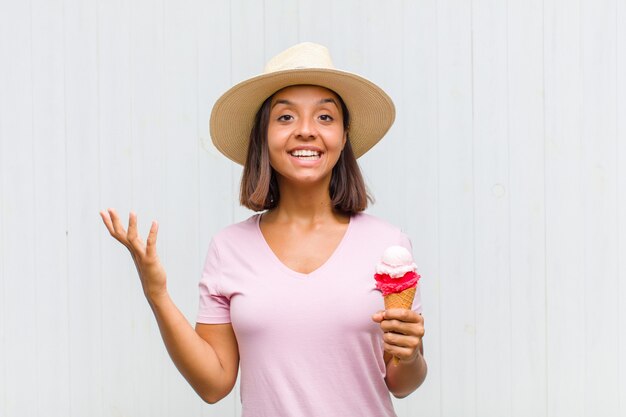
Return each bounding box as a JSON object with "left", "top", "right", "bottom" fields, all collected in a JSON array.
[{"left": 271, "top": 97, "right": 339, "bottom": 109}]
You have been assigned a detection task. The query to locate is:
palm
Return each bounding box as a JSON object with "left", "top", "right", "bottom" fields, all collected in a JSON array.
[{"left": 100, "top": 208, "right": 167, "bottom": 298}]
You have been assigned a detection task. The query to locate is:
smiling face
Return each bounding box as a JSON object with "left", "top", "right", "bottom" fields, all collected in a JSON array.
[{"left": 267, "top": 85, "right": 347, "bottom": 188}]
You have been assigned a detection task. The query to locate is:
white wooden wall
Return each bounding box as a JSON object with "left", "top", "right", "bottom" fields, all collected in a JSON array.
[{"left": 0, "top": 1, "right": 624, "bottom": 416}]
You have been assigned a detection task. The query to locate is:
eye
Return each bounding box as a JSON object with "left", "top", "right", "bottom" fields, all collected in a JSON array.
[
  {"left": 277, "top": 114, "right": 293, "bottom": 122},
  {"left": 319, "top": 114, "right": 334, "bottom": 122}
]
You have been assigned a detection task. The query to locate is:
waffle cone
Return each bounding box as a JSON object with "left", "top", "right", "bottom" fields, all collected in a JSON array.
[
  {"left": 383, "top": 286, "right": 417, "bottom": 366},
  {"left": 384, "top": 286, "right": 416, "bottom": 310}
]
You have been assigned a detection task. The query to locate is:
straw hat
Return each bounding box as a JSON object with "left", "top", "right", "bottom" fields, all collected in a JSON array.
[{"left": 209, "top": 42, "right": 396, "bottom": 165}]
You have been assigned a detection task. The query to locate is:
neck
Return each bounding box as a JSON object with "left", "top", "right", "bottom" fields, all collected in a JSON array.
[{"left": 268, "top": 177, "right": 346, "bottom": 224}]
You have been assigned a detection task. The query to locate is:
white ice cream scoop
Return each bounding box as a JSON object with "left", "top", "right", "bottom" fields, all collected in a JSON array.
[{"left": 375, "top": 245, "right": 417, "bottom": 278}]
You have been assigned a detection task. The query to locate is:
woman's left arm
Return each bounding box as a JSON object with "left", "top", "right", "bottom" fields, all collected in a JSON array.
[{"left": 371, "top": 309, "right": 427, "bottom": 398}]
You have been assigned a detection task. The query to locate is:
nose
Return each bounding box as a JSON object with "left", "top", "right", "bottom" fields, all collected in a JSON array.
[{"left": 294, "top": 116, "right": 318, "bottom": 140}]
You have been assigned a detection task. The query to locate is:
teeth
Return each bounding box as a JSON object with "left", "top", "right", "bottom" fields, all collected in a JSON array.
[{"left": 290, "top": 149, "right": 320, "bottom": 158}]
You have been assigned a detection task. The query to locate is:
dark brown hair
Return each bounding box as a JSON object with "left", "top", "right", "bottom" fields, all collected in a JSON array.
[{"left": 240, "top": 88, "right": 372, "bottom": 214}]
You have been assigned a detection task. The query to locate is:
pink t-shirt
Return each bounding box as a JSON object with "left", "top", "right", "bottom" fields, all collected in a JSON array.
[{"left": 197, "top": 213, "right": 422, "bottom": 417}]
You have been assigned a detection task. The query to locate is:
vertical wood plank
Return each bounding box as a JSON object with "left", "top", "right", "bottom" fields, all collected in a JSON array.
[
  {"left": 0, "top": 1, "right": 7, "bottom": 414},
  {"left": 129, "top": 0, "right": 165, "bottom": 233},
  {"left": 618, "top": 2, "right": 626, "bottom": 414},
  {"left": 197, "top": 3, "right": 236, "bottom": 415},
  {"left": 0, "top": 6, "right": 4, "bottom": 404},
  {"left": 197, "top": 0, "right": 233, "bottom": 255},
  {"left": 0, "top": 1, "right": 37, "bottom": 416},
  {"left": 544, "top": 0, "right": 585, "bottom": 416},
  {"left": 128, "top": 0, "right": 171, "bottom": 416},
  {"left": 264, "top": 0, "right": 299, "bottom": 56},
  {"left": 472, "top": 1, "right": 511, "bottom": 416},
  {"left": 64, "top": 0, "right": 103, "bottom": 415},
  {"left": 399, "top": 0, "right": 441, "bottom": 415},
  {"left": 436, "top": 1, "right": 476, "bottom": 416},
  {"left": 227, "top": 3, "right": 266, "bottom": 411},
  {"left": 229, "top": 0, "right": 264, "bottom": 227},
  {"left": 580, "top": 0, "right": 620, "bottom": 415},
  {"left": 96, "top": 0, "right": 137, "bottom": 415},
  {"left": 329, "top": 0, "right": 365, "bottom": 76},
  {"left": 359, "top": 0, "right": 405, "bottom": 227},
  {"left": 298, "top": 0, "right": 332, "bottom": 46},
  {"left": 507, "top": 0, "right": 548, "bottom": 416},
  {"left": 31, "top": 0, "right": 71, "bottom": 414},
  {"left": 161, "top": 0, "right": 204, "bottom": 415}
]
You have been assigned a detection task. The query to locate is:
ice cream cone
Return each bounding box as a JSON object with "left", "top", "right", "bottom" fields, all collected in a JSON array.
[
  {"left": 383, "top": 286, "right": 417, "bottom": 365},
  {"left": 375, "top": 246, "right": 421, "bottom": 366},
  {"left": 383, "top": 286, "right": 416, "bottom": 310}
]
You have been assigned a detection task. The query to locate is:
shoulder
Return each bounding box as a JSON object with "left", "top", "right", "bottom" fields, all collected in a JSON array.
[
  {"left": 211, "top": 214, "right": 260, "bottom": 248},
  {"left": 215, "top": 214, "right": 259, "bottom": 236},
  {"left": 203, "top": 214, "right": 265, "bottom": 267},
  {"left": 351, "top": 212, "right": 403, "bottom": 234},
  {"left": 343, "top": 212, "right": 414, "bottom": 262},
  {"left": 350, "top": 212, "right": 408, "bottom": 244}
]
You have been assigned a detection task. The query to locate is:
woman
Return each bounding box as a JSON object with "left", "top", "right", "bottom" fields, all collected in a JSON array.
[{"left": 100, "top": 42, "right": 426, "bottom": 417}]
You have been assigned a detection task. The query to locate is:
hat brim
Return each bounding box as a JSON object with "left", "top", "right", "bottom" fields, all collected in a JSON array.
[{"left": 209, "top": 68, "right": 395, "bottom": 165}]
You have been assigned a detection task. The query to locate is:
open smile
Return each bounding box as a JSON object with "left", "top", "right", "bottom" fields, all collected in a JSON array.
[{"left": 288, "top": 149, "right": 322, "bottom": 161}]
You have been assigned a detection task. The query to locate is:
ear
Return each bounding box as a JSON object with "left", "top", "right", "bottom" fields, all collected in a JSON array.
[{"left": 342, "top": 130, "right": 348, "bottom": 150}]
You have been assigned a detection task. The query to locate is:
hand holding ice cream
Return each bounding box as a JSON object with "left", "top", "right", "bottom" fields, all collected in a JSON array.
[{"left": 372, "top": 246, "right": 423, "bottom": 365}]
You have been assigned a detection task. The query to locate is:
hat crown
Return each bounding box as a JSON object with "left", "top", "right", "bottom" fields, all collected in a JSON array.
[{"left": 263, "top": 42, "right": 336, "bottom": 73}]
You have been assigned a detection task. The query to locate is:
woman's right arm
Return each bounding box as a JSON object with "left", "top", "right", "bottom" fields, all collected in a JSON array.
[{"left": 99, "top": 209, "right": 239, "bottom": 404}]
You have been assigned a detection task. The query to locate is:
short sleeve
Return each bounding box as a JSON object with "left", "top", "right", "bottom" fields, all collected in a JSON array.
[
  {"left": 196, "top": 239, "right": 231, "bottom": 324},
  {"left": 398, "top": 231, "right": 423, "bottom": 314}
]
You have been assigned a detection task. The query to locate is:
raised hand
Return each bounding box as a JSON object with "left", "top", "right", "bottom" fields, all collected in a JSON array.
[{"left": 99, "top": 208, "right": 167, "bottom": 301}]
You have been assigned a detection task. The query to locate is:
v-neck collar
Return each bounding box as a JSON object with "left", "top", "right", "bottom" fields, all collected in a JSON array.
[{"left": 254, "top": 213, "right": 354, "bottom": 279}]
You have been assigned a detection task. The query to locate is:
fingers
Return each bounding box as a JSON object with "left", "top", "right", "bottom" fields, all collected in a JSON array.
[
  {"left": 100, "top": 208, "right": 128, "bottom": 247},
  {"left": 99, "top": 210, "right": 115, "bottom": 234},
  {"left": 383, "top": 342, "right": 420, "bottom": 363},
  {"left": 380, "top": 310, "right": 424, "bottom": 335},
  {"left": 127, "top": 211, "right": 143, "bottom": 251},
  {"left": 371, "top": 310, "right": 385, "bottom": 323},
  {"left": 383, "top": 308, "right": 421, "bottom": 323},
  {"left": 381, "top": 319, "right": 424, "bottom": 363},
  {"left": 375, "top": 308, "right": 425, "bottom": 363},
  {"left": 373, "top": 309, "right": 421, "bottom": 325},
  {"left": 107, "top": 208, "right": 128, "bottom": 236},
  {"left": 145, "top": 221, "right": 159, "bottom": 257},
  {"left": 100, "top": 209, "right": 159, "bottom": 257},
  {"left": 383, "top": 330, "right": 421, "bottom": 349}
]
